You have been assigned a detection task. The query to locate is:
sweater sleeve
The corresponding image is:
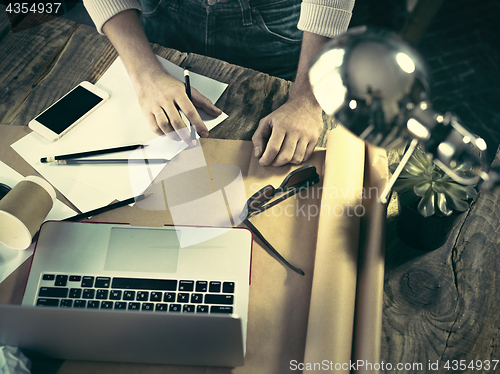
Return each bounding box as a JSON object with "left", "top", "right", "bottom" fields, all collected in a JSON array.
[
  {"left": 298, "top": 0, "right": 355, "bottom": 38},
  {"left": 83, "top": 0, "right": 142, "bottom": 34}
]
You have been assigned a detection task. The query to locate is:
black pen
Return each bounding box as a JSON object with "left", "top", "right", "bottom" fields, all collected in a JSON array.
[
  {"left": 184, "top": 69, "right": 196, "bottom": 144},
  {"left": 63, "top": 194, "right": 150, "bottom": 222},
  {"left": 52, "top": 158, "right": 169, "bottom": 165},
  {"left": 40, "top": 144, "right": 146, "bottom": 163}
]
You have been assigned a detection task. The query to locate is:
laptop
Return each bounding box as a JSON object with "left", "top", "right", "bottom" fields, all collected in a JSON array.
[{"left": 0, "top": 220, "right": 253, "bottom": 367}]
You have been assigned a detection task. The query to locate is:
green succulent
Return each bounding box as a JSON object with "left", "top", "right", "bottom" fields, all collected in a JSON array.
[{"left": 390, "top": 147, "right": 478, "bottom": 218}]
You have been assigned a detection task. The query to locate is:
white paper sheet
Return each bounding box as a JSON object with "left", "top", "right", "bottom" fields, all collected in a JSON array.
[
  {"left": 0, "top": 162, "right": 76, "bottom": 283},
  {"left": 11, "top": 56, "right": 228, "bottom": 212}
]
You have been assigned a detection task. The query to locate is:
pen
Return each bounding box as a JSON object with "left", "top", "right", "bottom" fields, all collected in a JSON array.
[
  {"left": 63, "top": 194, "right": 150, "bottom": 221},
  {"left": 184, "top": 69, "right": 196, "bottom": 144},
  {"left": 40, "top": 144, "right": 147, "bottom": 163},
  {"left": 52, "top": 159, "right": 169, "bottom": 165}
]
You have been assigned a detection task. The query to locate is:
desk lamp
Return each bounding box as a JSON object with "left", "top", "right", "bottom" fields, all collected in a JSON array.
[{"left": 309, "top": 26, "right": 499, "bottom": 196}]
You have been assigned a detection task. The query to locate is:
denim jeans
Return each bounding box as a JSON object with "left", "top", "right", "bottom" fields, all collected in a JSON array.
[{"left": 139, "top": 0, "right": 303, "bottom": 80}]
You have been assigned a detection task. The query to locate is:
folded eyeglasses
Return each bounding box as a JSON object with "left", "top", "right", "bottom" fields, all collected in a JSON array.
[{"left": 240, "top": 164, "right": 320, "bottom": 275}]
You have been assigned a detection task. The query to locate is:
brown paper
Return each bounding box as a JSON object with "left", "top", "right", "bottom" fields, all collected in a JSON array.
[
  {"left": 351, "top": 143, "right": 388, "bottom": 374},
  {"left": 303, "top": 126, "right": 366, "bottom": 372},
  {"left": 240, "top": 149, "right": 326, "bottom": 373}
]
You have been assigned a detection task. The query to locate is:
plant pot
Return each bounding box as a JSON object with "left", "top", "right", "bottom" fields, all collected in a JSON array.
[{"left": 396, "top": 203, "right": 465, "bottom": 251}]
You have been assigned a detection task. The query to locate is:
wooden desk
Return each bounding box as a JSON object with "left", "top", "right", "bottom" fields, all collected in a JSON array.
[{"left": 1, "top": 15, "right": 500, "bottom": 374}]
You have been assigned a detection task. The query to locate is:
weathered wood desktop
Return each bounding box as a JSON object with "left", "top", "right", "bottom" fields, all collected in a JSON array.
[{"left": 1, "top": 14, "right": 499, "bottom": 374}]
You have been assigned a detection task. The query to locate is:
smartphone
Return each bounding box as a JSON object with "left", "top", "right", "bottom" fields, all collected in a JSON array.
[{"left": 28, "top": 81, "right": 110, "bottom": 141}]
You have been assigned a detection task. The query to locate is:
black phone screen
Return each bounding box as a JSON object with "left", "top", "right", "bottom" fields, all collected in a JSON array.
[{"left": 36, "top": 86, "right": 105, "bottom": 135}]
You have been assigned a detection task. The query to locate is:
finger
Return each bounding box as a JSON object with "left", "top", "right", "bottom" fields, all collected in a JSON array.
[
  {"left": 302, "top": 141, "right": 317, "bottom": 163},
  {"left": 153, "top": 109, "right": 173, "bottom": 135},
  {"left": 179, "top": 97, "right": 209, "bottom": 138},
  {"left": 258, "top": 127, "right": 286, "bottom": 166},
  {"left": 145, "top": 112, "right": 164, "bottom": 136},
  {"left": 289, "top": 139, "right": 309, "bottom": 165},
  {"left": 271, "top": 135, "right": 300, "bottom": 167},
  {"left": 252, "top": 118, "right": 272, "bottom": 159},
  {"left": 163, "top": 103, "right": 192, "bottom": 145},
  {"left": 192, "top": 88, "right": 222, "bottom": 118}
]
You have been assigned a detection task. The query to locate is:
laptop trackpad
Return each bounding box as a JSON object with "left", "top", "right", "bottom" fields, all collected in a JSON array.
[{"left": 104, "top": 227, "right": 180, "bottom": 273}]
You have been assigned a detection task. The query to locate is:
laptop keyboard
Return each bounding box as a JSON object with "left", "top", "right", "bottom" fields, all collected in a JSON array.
[{"left": 35, "top": 274, "right": 235, "bottom": 314}]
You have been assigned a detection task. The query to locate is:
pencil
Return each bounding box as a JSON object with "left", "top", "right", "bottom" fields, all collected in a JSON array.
[
  {"left": 63, "top": 194, "right": 150, "bottom": 221},
  {"left": 184, "top": 69, "right": 196, "bottom": 143},
  {"left": 40, "top": 144, "right": 146, "bottom": 163},
  {"left": 53, "top": 158, "right": 169, "bottom": 165}
]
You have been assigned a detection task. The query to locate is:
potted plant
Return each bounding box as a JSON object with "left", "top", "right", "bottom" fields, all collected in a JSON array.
[{"left": 390, "top": 146, "right": 478, "bottom": 251}]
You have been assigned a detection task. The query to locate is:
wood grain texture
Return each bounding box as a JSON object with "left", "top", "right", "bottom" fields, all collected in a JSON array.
[
  {"left": 382, "top": 146, "right": 500, "bottom": 373},
  {"left": 0, "top": 4, "right": 10, "bottom": 42},
  {"left": 7, "top": 23, "right": 115, "bottom": 127},
  {"left": 152, "top": 43, "right": 188, "bottom": 67},
  {"left": 0, "top": 17, "right": 77, "bottom": 124}
]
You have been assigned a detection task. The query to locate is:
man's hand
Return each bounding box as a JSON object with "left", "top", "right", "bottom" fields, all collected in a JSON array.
[
  {"left": 252, "top": 31, "right": 331, "bottom": 167},
  {"left": 102, "top": 9, "right": 221, "bottom": 144},
  {"left": 136, "top": 67, "right": 221, "bottom": 143},
  {"left": 252, "top": 96, "right": 322, "bottom": 166}
]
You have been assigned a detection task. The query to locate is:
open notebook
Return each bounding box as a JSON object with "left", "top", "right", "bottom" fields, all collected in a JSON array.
[{"left": 0, "top": 221, "right": 252, "bottom": 367}]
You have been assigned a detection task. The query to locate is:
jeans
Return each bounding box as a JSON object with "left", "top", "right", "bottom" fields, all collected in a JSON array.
[{"left": 139, "top": 0, "right": 303, "bottom": 80}]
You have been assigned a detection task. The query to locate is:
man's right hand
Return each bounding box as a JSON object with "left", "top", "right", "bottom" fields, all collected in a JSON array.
[
  {"left": 102, "top": 9, "right": 221, "bottom": 144},
  {"left": 135, "top": 66, "right": 221, "bottom": 143}
]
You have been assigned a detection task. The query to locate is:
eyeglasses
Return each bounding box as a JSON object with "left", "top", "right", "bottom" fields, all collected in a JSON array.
[
  {"left": 241, "top": 164, "right": 320, "bottom": 220},
  {"left": 241, "top": 165, "right": 320, "bottom": 276}
]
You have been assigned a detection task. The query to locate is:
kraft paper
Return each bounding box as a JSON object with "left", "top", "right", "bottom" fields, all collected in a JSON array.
[
  {"left": 304, "top": 127, "right": 366, "bottom": 371},
  {"left": 351, "top": 143, "right": 388, "bottom": 374}
]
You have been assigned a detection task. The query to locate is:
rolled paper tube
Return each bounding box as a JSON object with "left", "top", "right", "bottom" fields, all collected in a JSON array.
[
  {"left": 0, "top": 176, "right": 56, "bottom": 250},
  {"left": 351, "top": 143, "right": 388, "bottom": 374},
  {"left": 303, "top": 126, "right": 365, "bottom": 372}
]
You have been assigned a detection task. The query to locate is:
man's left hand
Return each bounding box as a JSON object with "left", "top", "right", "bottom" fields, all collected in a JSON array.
[{"left": 252, "top": 96, "right": 323, "bottom": 167}]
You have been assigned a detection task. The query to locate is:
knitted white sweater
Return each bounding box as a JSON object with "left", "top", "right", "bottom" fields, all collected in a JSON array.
[{"left": 83, "top": 0, "right": 355, "bottom": 38}]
